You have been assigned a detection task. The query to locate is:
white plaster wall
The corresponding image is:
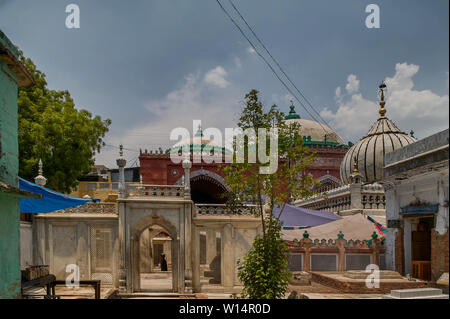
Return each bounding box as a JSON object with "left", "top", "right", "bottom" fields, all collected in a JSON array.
[
  {"left": 20, "top": 221, "right": 33, "bottom": 269},
  {"left": 51, "top": 225, "right": 78, "bottom": 280},
  {"left": 233, "top": 228, "right": 258, "bottom": 285}
]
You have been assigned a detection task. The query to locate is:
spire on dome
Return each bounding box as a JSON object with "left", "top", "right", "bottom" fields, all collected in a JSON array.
[
  {"left": 284, "top": 100, "right": 301, "bottom": 120},
  {"left": 352, "top": 156, "right": 359, "bottom": 174},
  {"left": 194, "top": 124, "right": 203, "bottom": 137},
  {"left": 378, "top": 82, "right": 387, "bottom": 118}
]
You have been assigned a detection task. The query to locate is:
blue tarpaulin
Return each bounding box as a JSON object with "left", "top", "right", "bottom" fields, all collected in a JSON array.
[
  {"left": 275, "top": 203, "right": 341, "bottom": 228},
  {"left": 19, "top": 177, "right": 99, "bottom": 213}
]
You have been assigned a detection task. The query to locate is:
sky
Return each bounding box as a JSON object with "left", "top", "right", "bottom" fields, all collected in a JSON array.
[{"left": 0, "top": 0, "right": 448, "bottom": 168}]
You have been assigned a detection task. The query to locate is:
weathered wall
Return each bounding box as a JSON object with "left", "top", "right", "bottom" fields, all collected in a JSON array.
[
  {"left": 0, "top": 49, "right": 19, "bottom": 186},
  {"left": 20, "top": 221, "right": 33, "bottom": 269},
  {"left": 232, "top": 228, "right": 258, "bottom": 285},
  {"left": 431, "top": 229, "right": 449, "bottom": 282},
  {"left": 0, "top": 195, "right": 21, "bottom": 298},
  {"left": 34, "top": 215, "right": 119, "bottom": 286},
  {"left": 383, "top": 129, "right": 449, "bottom": 279},
  {"left": 0, "top": 33, "right": 21, "bottom": 298}
]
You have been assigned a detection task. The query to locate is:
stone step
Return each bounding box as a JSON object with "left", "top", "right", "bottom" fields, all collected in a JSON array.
[
  {"left": 382, "top": 294, "right": 449, "bottom": 300},
  {"left": 390, "top": 288, "right": 444, "bottom": 299}
]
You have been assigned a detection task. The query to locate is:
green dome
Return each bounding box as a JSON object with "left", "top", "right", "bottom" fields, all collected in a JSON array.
[{"left": 284, "top": 103, "right": 301, "bottom": 120}]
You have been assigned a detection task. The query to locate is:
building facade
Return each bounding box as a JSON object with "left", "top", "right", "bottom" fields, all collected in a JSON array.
[
  {"left": 139, "top": 104, "right": 349, "bottom": 204},
  {"left": 382, "top": 129, "right": 449, "bottom": 282},
  {"left": 0, "top": 30, "right": 35, "bottom": 298}
]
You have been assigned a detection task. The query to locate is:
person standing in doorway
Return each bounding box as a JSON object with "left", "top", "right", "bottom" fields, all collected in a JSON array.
[{"left": 160, "top": 254, "right": 168, "bottom": 271}]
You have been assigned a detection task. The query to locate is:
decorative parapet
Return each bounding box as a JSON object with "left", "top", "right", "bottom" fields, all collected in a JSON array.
[
  {"left": 51, "top": 202, "right": 117, "bottom": 214},
  {"left": 288, "top": 232, "right": 384, "bottom": 251},
  {"left": 361, "top": 183, "right": 385, "bottom": 209},
  {"left": 294, "top": 184, "right": 351, "bottom": 212},
  {"left": 125, "top": 184, "right": 185, "bottom": 198},
  {"left": 195, "top": 204, "right": 257, "bottom": 216},
  {"left": 287, "top": 231, "right": 384, "bottom": 272},
  {"left": 294, "top": 182, "right": 386, "bottom": 212}
]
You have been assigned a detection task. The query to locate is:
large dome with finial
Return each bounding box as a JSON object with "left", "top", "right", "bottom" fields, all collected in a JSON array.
[
  {"left": 284, "top": 102, "right": 346, "bottom": 145},
  {"left": 340, "top": 83, "right": 417, "bottom": 185},
  {"left": 169, "top": 126, "right": 232, "bottom": 154}
]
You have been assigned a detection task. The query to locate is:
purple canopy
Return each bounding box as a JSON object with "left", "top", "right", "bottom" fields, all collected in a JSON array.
[{"left": 275, "top": 203, "right": 341, "bottom": 228}]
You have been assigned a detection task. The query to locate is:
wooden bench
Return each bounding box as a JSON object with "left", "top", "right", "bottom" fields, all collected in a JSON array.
[
  {"left": 21, "top": 274, "right": 57, "bottom": 299},
  {"left": 51, "top": 280, "right": 101, "bottom": 299}
]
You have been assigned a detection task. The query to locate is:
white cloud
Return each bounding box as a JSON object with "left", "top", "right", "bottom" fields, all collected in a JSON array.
[
  {"left": 95, "top": 69, "right": 242, "bottom": 167},
  {"left": 247, "top": 47, "right": 256, "bottom": 54},
  {"left": 321, "top": 62, "right": 449, "bottom": 142},
  {"left": 271, "top": 93, "right": 294, "bottom": 106},
  {"left": 345, "top": 74, "right": 359, "bottom": 94},
  {"left": 204, "top": 66, "right": 230, "bottom": 88}
]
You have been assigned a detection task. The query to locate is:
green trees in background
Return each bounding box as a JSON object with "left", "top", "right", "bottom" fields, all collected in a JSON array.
[
  {"left": 222, "top": 89, "right": 318, "bottom": 299},
  {"left": 17, "top": 51, "right": 111, "bottom": 193}
]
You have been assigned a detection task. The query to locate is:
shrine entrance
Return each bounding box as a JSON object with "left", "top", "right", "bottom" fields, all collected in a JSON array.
[
  {"left": 139, "top": 225, "right": 174, "bottom": 292},
  {"left": 411, "top": 216, "right": 433, "bottom": 281},
  {"left": 118, "top": 193, "right": 192, "bottom": 294}
]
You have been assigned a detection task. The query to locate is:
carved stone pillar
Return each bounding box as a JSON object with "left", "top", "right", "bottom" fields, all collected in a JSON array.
[
  {"left": 336, "top": 238, "right": 346, "bottom": 271},
  {"left": 118, "top": 202, "right": 127, "bottom": 292},
  {"left": 301, "top": 237, "right": 312, "bottom": 271},
  {"left": 206, "top": 229, "right": 217, "bottom": 267},
  {"left": 116, "top": 144, "right": 127, "bottom": 199},
  {"left": 221, "top": 223, "right": 234, "bottom": 288},
  {"left": 191, "top": 224, "right": 201, "bottom": 292},
  {"left": 182, "top": 159, "right": 192, "bottom": 199}
]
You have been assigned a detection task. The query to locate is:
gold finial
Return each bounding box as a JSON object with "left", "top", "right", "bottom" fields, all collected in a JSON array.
[
  {"left": 378, "top": 82, "right": 387, "bottom": 118},
  {"left": 353, "top": 156, "right": 359, "bottom": 174}
]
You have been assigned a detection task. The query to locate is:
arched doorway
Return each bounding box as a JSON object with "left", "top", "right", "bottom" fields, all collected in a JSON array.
[
  {"left": 139, "top": 225, "right": 173, "bottom": 292},
  {"left": 131, "top": 215, "right": 180, "bottom": 293},
  {"left": 191, "top": 175, "right": 228, "bottom": 203}
]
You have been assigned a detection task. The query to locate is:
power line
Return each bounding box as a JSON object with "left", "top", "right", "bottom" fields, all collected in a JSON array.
[
  {"left": 103, "top": 144, "right": 141, "bottom": 153},
  {"left": 227, "top": 0, "right": 332, "bottom": 129},
  {"left": 216, "top": 0, "right": 330, "bottom": 135}
]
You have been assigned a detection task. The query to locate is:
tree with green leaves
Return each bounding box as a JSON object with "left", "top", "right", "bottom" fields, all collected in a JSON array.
[
  {"left": 222, "top": 89, "right": 318, "bottom": 299},
  {"left": 17, "top": 51, "right": 111, "bottom": 193}
]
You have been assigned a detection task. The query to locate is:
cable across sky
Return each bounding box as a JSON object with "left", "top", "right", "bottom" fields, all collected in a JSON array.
[{"left": 216, "top": 0, "right": 334, "bottom": 135}]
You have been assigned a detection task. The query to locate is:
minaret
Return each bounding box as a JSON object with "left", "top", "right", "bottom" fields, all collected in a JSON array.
[
  {"left": 34, "top": 159, "right": 47, "bottom": 186},
  {"left": 116, "top": 144, "right": 127, "bottom": 199}
]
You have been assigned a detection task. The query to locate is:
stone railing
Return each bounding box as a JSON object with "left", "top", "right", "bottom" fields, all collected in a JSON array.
[
  {"left": 53, "top": 202, "right": 117, "bottom": 214},
  {"left": 293, "top": 182, "right": 386, "bottom": 212},
  {"left": 195, "top": 204, "right": 257, "bottom": 216},
  {"left": 361, "top": 183, "right": 385, "bottom": 209},
  {"left": 294, "top": 185, "right": 351, "bottom": 212},
  {"left": 125, "top": 184, "right": 185, "bottom": 198}
]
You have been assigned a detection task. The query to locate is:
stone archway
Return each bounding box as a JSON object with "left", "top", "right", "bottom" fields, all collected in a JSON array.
[
  {"left": 131, "top": 214, "right": 180, "bottom": 292},
  {"left": 176, "top": 169, "right": 230, "bottom": 203}
]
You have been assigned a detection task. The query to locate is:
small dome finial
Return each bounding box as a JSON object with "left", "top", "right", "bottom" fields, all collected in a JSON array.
[
  {"left": 352, "top": 156, "right": 359, "bottom": 174},
  {"left": 378, "top": 82, "right": 387, "bottom": 118},
  {"left": 34, "top": 158, "right": 47, "bottom": 186},
  {"left": 194, "top": 124, "right": 203, "bottom": 137},
  {"left": 285, "top": 101, "right": 300, "bottom": 120}
]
